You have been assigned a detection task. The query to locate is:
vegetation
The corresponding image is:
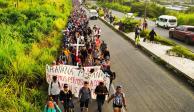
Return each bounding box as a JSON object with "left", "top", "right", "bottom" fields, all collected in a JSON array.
[
  {"left": 140, "top": 30, "right": 176, "bottom": 46},
  {"left": 98, "top": 8, "right": 104, "bottom": 17},
  {"left": 130, "top": 2, "right": 167, "bottom": 18},
  {"left": 120, "top": 17, "right": 140, "bottom": 33},
  {"left": 98, "top": 1, "right": 194, "bottom": 25},
  {"left": 140, "top": 29, "right": 194, "bottom": 60},
  {"left": 0, "top": 0, "right": 72, "bottom": 111},
  {"left": 169, "top": 11, "right": 194, "bottom": 26},
  {"left": 168, "top": 46, "right": 194, "bottom": 60},
  {"left": 98, "top": 1, "right": 131, "bottom": 13}
]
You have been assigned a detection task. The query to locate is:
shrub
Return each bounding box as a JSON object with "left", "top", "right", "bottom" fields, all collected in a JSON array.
[
  {"left": 113, "top": 15, "right": 120, "bottom": 25},
  {"left": 0, "top": 0, "right": 72, "bottom": 111},
  {"left": 121, "top": 17, "right": 140, "bottom": 33},
  {"left": 54, "top": 18, "right": 66, "bottom": 31},
  {"left": 140, "top": 29, "right": 176, "bottom": 46},
  {"left": 98, "top": 9, "right": 104, "bottom": 17},
  {"left": 155, "top": 36, "right": 176, "bottom": 46},
  {"left": 98, "top": 2, "right": 131, "bottom": 13},
  {"left": 169, "top": 45, "right": 194, "bottom": 60},
  {"left": 0, "top": 0, "right": 8, "bottom": 8},
  {"left": 140, "top": 29, "right": 149, "bottom": 37}
]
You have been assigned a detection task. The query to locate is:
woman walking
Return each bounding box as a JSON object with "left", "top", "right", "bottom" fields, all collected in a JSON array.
[
  {"left": 108, "top": 86, "right": 127, "bottom": 112},
  {"left": 59, "top": 84, "right": 74, "bottom": 112}
]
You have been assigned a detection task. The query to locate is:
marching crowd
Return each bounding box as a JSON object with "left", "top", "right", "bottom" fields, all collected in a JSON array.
[{"left": 44, "top": 2, "right": 127, "bottom": 112}]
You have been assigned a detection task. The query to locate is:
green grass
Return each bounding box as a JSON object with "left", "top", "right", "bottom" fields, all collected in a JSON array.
[
  {"left": 140, "top": 29, "right": 194, "bottom": 60},
  {"left": 168, "top": 45, "right": 194, "bottom": 60},
  {"left": 0, "top": 0, "right": 72, "bottom": 111},
  {"left": 140, "top": 29, "right": 176, "bottom": 46},
  {"left": 98, "top": 2, "right": 131, "bottom": 13}
]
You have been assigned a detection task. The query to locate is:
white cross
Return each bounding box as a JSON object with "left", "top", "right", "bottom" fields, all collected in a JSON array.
[{"left": 69, "top": 37, "right": 85, "bottom": 66}]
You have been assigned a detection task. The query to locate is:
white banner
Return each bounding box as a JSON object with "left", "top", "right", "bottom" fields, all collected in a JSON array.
[{"left": 46, "top": 65, "right": 110, "bottom": 99}]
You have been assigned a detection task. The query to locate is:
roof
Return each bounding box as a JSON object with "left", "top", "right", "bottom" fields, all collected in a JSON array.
[
  {"left": 158, "top": 15, "right": 177, "bottom": 19},
  {"left": 89, "top": 9, "right": 97, "bottom": 13}
]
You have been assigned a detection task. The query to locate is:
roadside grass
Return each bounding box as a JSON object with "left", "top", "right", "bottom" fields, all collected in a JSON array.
[
  {"left": 0, "top": 0, "right": 72, "bottom": 111},
  {"left": 97, "top": 1, "right": 131, "bottom": 13},
  {"left": 168, "top": 45, "right": 194, "bottom": 61},
  {"left": 99, "top": 11, "right": 194, "bottom": 61},
  {"left": 140, "top": 30, "right": 194, "bottom": 60}
]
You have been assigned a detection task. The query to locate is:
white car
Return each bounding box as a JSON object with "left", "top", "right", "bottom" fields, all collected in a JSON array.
[
  {"left": 156, "top": 15, "right": 177, "bottom": 29},
  {"left": 89, "top": 9, "right": 98, "bottom": 20},
  {"left": 125, "top": 13, "right": 135, "bottom": 19}
]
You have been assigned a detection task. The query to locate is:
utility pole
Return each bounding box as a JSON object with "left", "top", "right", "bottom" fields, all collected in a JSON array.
[{"left": 144, "top": 0, "right": 148, "bottom": 20}]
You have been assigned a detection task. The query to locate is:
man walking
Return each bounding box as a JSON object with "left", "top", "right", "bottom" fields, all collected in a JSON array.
[
  {"left": 48, "top": 76, "right": 61, "bottom": 104},
  {"left": 135, "top": 25, "right": 141, "bottom": 47},
  {"left": 149, "top": 28, "right": 157, "bottom": 43},
  {"left": 95, "top": 82, "right": 109, "bottom": 112},
  {"left": 79, "top": 81, "right": 92, "bottom": 112}
]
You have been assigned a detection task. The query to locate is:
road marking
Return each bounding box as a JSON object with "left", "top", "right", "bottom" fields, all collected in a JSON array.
[{"left": 111, "top": 84, "right": 126, "bottom": 112}]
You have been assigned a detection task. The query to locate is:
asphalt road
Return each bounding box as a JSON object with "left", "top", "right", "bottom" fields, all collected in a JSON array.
[
  {"left": 69, "top": 8, "right": 194, "bottom": 112},
  {"left": 111, "top": 10, "right": 194, "bottom": 52}
]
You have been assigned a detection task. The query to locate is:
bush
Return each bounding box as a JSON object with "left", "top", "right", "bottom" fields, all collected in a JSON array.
[
  {"left": 168, "top": 45, "right": 194, "bottom": 60},
  {"left": 113, "top": 16, "right": 120, "bottom": 25},
  {"left": 140, "top": 29, "right": 149, "bottom": 37},
  {"left": 98, "top": 2, "right": 131, "bottom": 13},
  {"left": 155, "top": 36, "right": 176, "bottom": 46},
  {"left": 173, "top": 13, "right": 194, "bottom": 26},
  {"left": 140, "top": 29, "right": 176, "bottom": 46},
  {"left": 91, "top": 5, "right": 97, "bottom": 9},
  {"left": 130, "top": 2, "right": 167, "bottom": 18},
  {"left": 0, "top": 0, "right": 72, "bottom": 111},
  {"left": 98, "top": 9, "right": 104, "bottom": 17},
  {"left": 0, "top": 0, "right": 8, "bottom": 8},
  {"left": 121, "top": 17, "right": 140, "bottom": 33}
]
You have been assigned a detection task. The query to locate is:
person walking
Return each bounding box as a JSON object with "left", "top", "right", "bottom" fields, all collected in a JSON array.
[
  {"left": 59, "top": 84, "right": 74, "bottom": 112},
  {"left": 78, "top": 81, "right": 92, "bottom": 112},
  {"left": 149, "top": 28, "right": 157, "bottom": 43},
  {"left": 134, "top": 25, "right": 141, "bottom": 47},
  {"left": 48, "top": 76, "right": 61, "bottom": 104},
  {"left": 44, "top": 98, "right": 62, "bottom": 112},
  {"left": 143, "top": 19, "right": 148, "bottom": 30},
  {"left": 95, "top": 82, "right": 109, "bottom": 112},
  {"left": 108, "top": 86, "right": 127, "bottom": 112}
]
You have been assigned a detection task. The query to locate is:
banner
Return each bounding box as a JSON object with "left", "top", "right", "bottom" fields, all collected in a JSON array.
[{"left": 46, "top": 65, "right": 110, "bottom": 99}]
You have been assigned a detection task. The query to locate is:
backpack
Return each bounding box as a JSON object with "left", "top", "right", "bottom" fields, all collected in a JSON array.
[
  {"left": 46, "top": 103, "right": 58, "bottom": 112},
  {"left": 51, "top": 81, "right": 60, "bottom": 89},
  {"left": 113, "top": 93, "right": 124, "bottom": 106}
]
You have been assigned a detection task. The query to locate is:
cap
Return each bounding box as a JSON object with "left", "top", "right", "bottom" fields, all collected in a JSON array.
[
  {"left": 116, "top": 85, "right": 122, "bottom": 89},
  {"left": 64, "top": 84, "right": 68, "bottom": 88}
]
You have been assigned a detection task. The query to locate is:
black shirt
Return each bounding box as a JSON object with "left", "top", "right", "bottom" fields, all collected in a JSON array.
[{"left": 95, "top": 85, "right": 108, "bottom": 100}]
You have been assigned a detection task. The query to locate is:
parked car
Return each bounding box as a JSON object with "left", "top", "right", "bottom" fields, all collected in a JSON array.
[
  {"left": 156, "top": 15, "right": 177, "bottom": 29},
  {"left": 125, "top": 13, "right": 135, "bottom": 19},
  {"left": 89, "top": 9, "right": 98, "bottom": 20},
  {"left": 169, "top": 25, "right": 194, "bottom": 44}
]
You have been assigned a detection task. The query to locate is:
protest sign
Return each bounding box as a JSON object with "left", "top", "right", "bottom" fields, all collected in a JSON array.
[{"left": 46, "top": 65, "right": 110, "bottom": 99}]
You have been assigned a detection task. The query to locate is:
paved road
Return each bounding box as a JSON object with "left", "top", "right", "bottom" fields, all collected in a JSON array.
[
  {"left": 70, "top": 8, "right": 194, "bottom": 112},
  {"left": 111, "top": 10, "right": 194, "bottom": 52}
]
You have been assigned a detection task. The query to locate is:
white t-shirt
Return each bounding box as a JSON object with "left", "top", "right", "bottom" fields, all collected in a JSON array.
[{"left": 48, "top": 81, "right": 61, "bottom": 95}]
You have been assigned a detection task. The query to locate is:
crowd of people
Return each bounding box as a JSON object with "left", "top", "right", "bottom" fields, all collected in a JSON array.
[{"left": 44, "top": 2, "right": 127, "bottom": 112}]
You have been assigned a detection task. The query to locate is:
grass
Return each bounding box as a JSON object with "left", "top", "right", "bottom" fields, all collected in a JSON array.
[
  {"left": 0, "top": 0, "right": 72, "bottom": 111},
  {"left": 140, "top": 29, "right": 176, "bottom": 46},
  {"left": 97, "top": 1, "right": 131, "bottom": 13},
  {"left": 140, "top": 29, "right": 194, "bottom": 60},
  {"left": 168, "top": 45, "right": 194, "bottom": 61}
]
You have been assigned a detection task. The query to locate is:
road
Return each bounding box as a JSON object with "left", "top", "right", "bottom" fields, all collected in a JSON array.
[
  {"left": 111, "top": 10, "right": 194, "bottom": 52},
  {"left": 70, "top": 8, "right": 194, "bottom": 112}
]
